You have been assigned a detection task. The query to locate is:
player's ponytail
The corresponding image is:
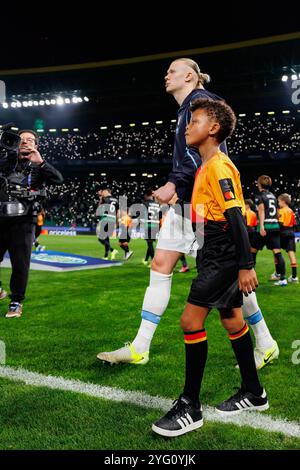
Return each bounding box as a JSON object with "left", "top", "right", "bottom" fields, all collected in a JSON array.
[
  {"left": 198, "top": 72, "right": 211, "bottom": 86},
  {"left": 178, "top": 58, "right": 211, "bottom": 88}
]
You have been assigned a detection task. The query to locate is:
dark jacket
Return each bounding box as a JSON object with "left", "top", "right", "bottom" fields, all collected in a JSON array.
[
  {"left": 0, "top": 159, "right": 63, "bottom": 224},
  {"left": 167, "top": 89, "right": 227, "bottom": 203}
]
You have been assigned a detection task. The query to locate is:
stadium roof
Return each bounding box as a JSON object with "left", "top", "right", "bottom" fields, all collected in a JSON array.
[
  {"left": 0, "top": 9, "right": 299, "bottom": 124},
  {"left": 1, "top": 8, "right": 299, "bottom": 70}
]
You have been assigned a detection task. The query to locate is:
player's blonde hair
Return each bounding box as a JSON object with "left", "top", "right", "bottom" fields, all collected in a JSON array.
[
  {"left": 278, "top": 193, "right": 291, "bottom": 206},
  {"left": 177, "top": 58, "right": 211, "bottom": 87}
]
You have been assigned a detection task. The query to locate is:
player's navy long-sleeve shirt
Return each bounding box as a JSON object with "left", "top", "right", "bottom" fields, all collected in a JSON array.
[{"left": 168, "top": 88, "right": 227, "bottom": 203}]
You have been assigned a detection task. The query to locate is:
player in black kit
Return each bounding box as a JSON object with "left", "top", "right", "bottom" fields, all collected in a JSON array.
[
  {"left": 95, "top": 188, "right": 119, "bottom": 260},
  {"left": 251, "top": 175, "right": 286, "bottom": 286},
  {"left": 141, "top": 190, "right": 161, "bottom": 267}
]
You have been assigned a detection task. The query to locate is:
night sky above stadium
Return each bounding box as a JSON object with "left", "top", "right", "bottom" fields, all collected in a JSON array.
[{"left": 1, "top": 10, "right": 299, "bottom": 69}]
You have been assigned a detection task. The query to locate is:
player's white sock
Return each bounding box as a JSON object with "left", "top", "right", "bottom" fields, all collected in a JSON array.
[
  {"left": 242, "top": 292, "right": 274, "bottom": 349},
  {"left": 132, "top": 270, "right": 173, "bottom": 353}
]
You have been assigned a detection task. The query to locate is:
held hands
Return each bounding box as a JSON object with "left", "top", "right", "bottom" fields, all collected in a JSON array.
[
  {"left": 153, "top": 182, "right": 176, "bottom": 204},
  {"left": 167, "top": 193, "right": 179, "bottom": 205},
  {"left": 238, "top": 268, "right": 258, "bottom": 296}
]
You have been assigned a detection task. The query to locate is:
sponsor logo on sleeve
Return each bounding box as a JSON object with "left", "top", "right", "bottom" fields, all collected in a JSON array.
[{"left": 219, "top": 178, "right": 236, "bottom": 201}]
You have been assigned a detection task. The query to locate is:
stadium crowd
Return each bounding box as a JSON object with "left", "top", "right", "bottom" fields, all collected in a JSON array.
[
  {"left": 45, "top": 173, "right": 300, "bottom": 229},
  {"left": 35, "top": 113, "right": 300, "bottom": 228},
  {"left": 45, "top": 177, "right": 159, "bottom": 227},
  {"left": 38, "top": 115, "right": 300, "bottom": 162},
  {"left": 38, "top": 125, "right": 174, "bottom": 161}
]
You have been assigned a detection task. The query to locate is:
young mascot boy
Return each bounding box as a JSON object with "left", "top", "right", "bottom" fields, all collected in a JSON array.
[{"left": 152, "top": 99, "right": 268, "bottom": 437}]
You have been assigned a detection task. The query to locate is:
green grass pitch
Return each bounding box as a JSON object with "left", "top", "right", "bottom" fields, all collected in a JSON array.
[{"left": 0, "top": 235, "right": 299, "bottom": 450}]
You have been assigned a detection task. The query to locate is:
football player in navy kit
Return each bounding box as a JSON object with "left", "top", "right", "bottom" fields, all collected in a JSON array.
[{"left": 97, "top": 59, "right": 278, "bottom": 369}]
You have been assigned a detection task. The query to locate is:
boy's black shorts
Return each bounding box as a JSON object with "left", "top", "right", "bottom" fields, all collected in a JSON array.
[
  {"left": 280, "top": 232, "right": 296, "bottom": 252},
  {"left": 251, "top": 231, "right": 281, "bottom": 251},
  {"left": 187, "top": 231, "right": 243, "bottom": 309}
]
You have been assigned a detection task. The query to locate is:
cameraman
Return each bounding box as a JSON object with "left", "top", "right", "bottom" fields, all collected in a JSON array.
[{"left": 0, "top": 129, "right": 63, "bottom": 318}]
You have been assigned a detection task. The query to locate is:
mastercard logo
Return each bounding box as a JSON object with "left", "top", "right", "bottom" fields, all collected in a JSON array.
[{"left": 224, "top": 191, "right": 235, "bottom": 200}]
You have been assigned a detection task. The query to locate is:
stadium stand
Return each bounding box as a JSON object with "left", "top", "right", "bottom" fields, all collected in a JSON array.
[{"left": 38, "top": 114, "right": 300, "bottom": 162}]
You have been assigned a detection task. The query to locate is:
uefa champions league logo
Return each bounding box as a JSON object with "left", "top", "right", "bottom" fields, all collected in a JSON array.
[{"left": 31, "top": 253, "right": 87, "bottom": 264}]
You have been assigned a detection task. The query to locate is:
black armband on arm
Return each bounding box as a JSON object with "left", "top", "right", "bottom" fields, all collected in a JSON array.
[{"left": 224, "top": 207, "right": 254, "bottom": 270}]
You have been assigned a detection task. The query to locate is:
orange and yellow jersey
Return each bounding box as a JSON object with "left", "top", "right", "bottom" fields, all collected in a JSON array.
[
  {"left": 37, "top": 212, "right": 44, "bottom": 226},
  {"left": 278, "top": 206, "right": 296, "bottom": 230},
  {"left": 120, "top": 214, "right": 132, "bottom": 228},
  {"left": 245, "top": 209, "right": 258, "bottom": 231},
  {"left": 191, "top": 151, "right": 245, "bottom": 234}
]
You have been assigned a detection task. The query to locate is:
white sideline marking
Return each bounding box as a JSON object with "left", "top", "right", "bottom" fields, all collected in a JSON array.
[{"left": 0, "top": 365, "right": 299, "bottom": 439}]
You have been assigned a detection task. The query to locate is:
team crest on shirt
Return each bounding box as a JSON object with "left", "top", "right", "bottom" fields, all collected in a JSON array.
[{"left": 219, "top": 178, "right": 236, "bottom": 201}]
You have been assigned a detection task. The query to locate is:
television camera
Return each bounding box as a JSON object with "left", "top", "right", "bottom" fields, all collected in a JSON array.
[{"left": 0, "top": 126, "right": 46, "bottom": 217}]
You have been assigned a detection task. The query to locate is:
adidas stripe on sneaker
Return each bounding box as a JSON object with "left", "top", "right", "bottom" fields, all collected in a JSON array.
[
  {"left": 215, "top": 387, "right": 269, "bottom": 415},
  {"left": 152, "top": 395, "right": 203, "bottom": 437}
]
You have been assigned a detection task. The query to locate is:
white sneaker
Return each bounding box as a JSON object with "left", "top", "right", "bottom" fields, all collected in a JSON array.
[
  {"left": 274, "top": 279, "right": 288, "bottom": 286},
  {"left": 0, "top": 289, "right": 8, "bottom": 300},
  {"left": 97, "top": 342, "right": 149, "bottom": 365},
  {"left": 254, "top": 340, "right": 279, "bottom": 369},
  {"left": 269, "top": 272, "right": 280, "bottom": 281},
  {"left": 6, "top": 302, "right": 23, "bottom": 318},
  {"left": 288, "top": 275, "right": 299, "bottom": 283},
  {"left": 125, "top": 250, "right": 133, "bottom": 260}
]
